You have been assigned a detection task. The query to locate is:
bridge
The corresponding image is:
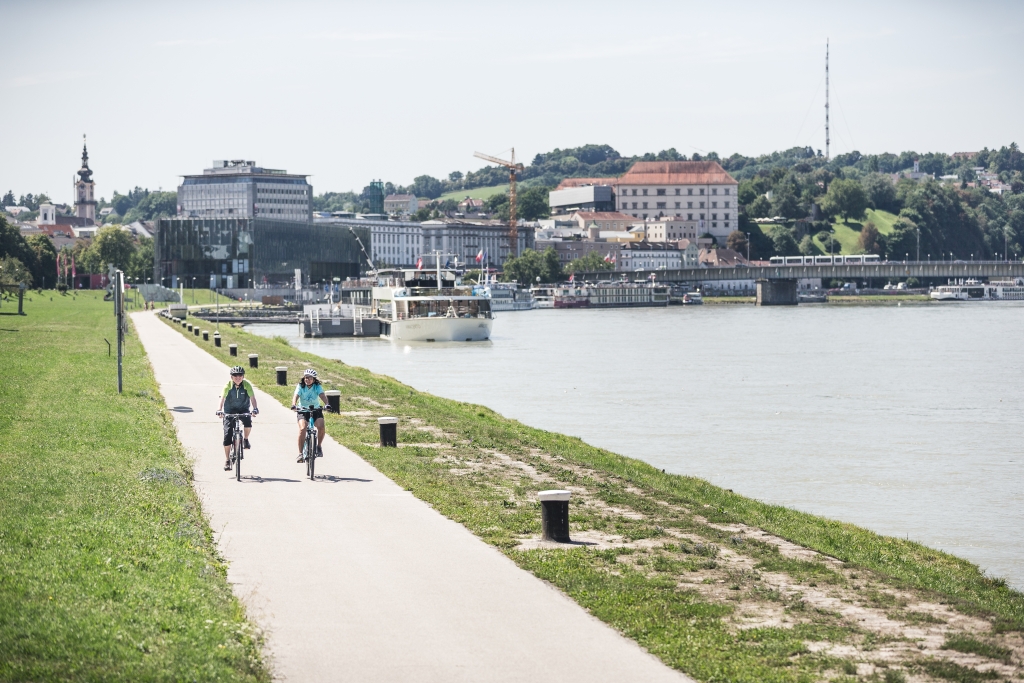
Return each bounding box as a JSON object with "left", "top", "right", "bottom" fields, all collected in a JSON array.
[{"left": 577, "top": 262, "right": 1024, "bottom": 305}]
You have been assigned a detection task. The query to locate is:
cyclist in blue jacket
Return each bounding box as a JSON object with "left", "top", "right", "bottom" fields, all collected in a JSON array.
[{"left": 292, "top": 368, "right": 328, "bottom": 462}]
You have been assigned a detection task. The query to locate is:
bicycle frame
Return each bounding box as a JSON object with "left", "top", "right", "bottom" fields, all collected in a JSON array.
[
  {"left": 223, "top": 413, "right": 250, "bottom": 482},
  {"left": 296, "top": 408, "right": 320, "bottom": 481}
]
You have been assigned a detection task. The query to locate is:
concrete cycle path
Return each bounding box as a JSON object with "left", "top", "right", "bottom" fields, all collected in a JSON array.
[{"left": 132, "top": 312, "right": 691, "bottom": 683}]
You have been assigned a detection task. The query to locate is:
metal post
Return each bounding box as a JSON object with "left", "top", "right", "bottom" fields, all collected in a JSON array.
[
  {"left": 18, "top": 282, "right": 26, "bottom": 315},
  {"left": 116, "top": 270, "right": 124, "bottom": 394}
]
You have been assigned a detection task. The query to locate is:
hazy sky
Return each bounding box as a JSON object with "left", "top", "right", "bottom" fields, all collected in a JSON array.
[{"left": 2, "top": 0, "right": 1021, "bottom": 204}]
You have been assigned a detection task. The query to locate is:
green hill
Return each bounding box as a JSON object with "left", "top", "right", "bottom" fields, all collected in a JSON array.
[
  {"left": 814, "top": 209, "right": 899, "bottom": 254},
  {"left": 438, "top": 184, "right": 509, "bottom": 204}
]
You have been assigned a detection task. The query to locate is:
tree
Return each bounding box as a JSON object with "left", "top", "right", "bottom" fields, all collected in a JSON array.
[
  {"left": 858, "top": 221, "right": 883, "bottom": 255},
  {"left": 25, "top": 234, "right": 57, "bottom": 286},
  {"left": 820, "top": 178, "right": 869, "bottom": 222},
  {"left": 861, "top": 173, "right": 899, "bottom": 213},
  {"left": 798, "top": 234, "right": 817, "bottom": 256},
  {"left": 745, "top": 195, "right": 771, "bottom": 218},
  {"left": 124, "top": 191, "right": 176, "bottom": 222},
  {"left": 768, "top": 226, "right": 799, "bottom": 256},
  {"left": 89, "top": 226, "right": 136, "bottom": 271},
  {"left": 769, "top": 186, "right": 801, "bottom": 219},
  {"left": 448, "top": 171, "right": 463, "bottom": 182},
  {"left": 2, "top": 191, "right": 14, "bottom": 206},
  {"left": 409, "top": 175, "right": 444, "bottom": 199},
  {"left": 127, "top": 237, "right": 153, "bottom": 282},
  {"left": 501, "top": 248, "right": 561, "bottom": 284},
  {"left": 0, "top": 256, "right": 32, "bottom": 286},
  {"left": 726, "top": 230, "right": 749, "bottom": 255},
  {"left": 565, "top": 250, "right": 614, "bottom": 274},
  {"left": 517, "top": 186, "right": 551, "bottom": 221},
  {"left": 885, "top": 218, "right": 919, "bottom": 261}
]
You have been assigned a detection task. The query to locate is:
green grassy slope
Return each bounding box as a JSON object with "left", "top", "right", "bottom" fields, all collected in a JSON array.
[
  {"left": 438, "top": 184, "right": 509, "bottom": 204},
  {"left": 0, "top": 293, "right": 267, "bottom": 681}
]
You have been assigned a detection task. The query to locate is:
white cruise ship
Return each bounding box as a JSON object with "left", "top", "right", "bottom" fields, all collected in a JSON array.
[{"left": 372, "top": 268, "right": 493, "bottom": 342}]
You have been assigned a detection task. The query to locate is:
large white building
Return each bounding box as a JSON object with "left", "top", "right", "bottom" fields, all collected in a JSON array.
[
  {"left": 383, "top": 194, "right": 418, "bottom": 216},
  {"left": 617, "top": 241, "right": 682, "bottom": 271},
  {"left": 615, "top": 161, "right": 739, "bottom": 246},
  {"left": 177, "top": 160, "right": 313, "bottom": 222}
]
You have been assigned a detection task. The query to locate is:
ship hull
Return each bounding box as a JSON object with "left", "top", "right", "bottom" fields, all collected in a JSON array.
[{"left": 381, "top": 317, "right": 493, "bottom": 342}]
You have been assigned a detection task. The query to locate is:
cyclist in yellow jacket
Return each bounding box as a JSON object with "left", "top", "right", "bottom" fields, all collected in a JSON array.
[{"left": 216, "top": 366, "right": 260, "bottom": 471}]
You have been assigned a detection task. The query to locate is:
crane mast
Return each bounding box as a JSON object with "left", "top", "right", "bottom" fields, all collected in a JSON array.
[{"left": 473, "top": 149, "right": 525, "bottom": 258}]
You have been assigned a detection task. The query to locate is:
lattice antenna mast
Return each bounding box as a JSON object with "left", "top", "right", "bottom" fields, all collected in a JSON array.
[{"left": 825, "top": 39, "right": 830, "bottom": 162}]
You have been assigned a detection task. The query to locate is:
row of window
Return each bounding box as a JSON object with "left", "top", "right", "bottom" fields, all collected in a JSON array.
[
  {"left": 625, "top": 187, "right": 731, "bottom": 196},
  {"left": 623, "top": 201, "right": 730, "bottom": 210}
]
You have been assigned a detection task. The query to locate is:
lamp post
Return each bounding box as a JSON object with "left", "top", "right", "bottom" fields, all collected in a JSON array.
[{"left": 745, "top": 232, "right": 750, "bottom": 262}]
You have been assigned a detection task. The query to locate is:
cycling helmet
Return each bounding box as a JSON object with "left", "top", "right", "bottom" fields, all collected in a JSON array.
[
  {"left": 303, "top": 368, "right": 318, "bottom": 379},
  {"left": 229, "top": 366, "right": 245, "bottom": 375}
]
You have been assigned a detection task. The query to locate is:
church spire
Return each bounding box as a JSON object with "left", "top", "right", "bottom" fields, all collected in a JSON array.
[{"left": 78, "top": 134, "right": 92, "bottom": 182}]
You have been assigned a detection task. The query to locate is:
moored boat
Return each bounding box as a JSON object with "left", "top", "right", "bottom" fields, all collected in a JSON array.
[{"left": 373, "top": 268, "right": 493, "bottom": 341}]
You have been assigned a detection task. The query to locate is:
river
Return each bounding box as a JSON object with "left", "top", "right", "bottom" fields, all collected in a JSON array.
[{"left": 248, "top": 302, "right": 1024, "bottom": 589}]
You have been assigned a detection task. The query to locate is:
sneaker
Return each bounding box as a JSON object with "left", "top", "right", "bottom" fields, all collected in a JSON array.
[
  {"left": 224, "top": 461, "right": 232, "bottom": 471},
  {"left": 244, "top": 439, "right": 251, "bottom": 449},
  {"left": 317, "top": 445, "right": 323, "bottom": 458},
  {"left": 297, "top": 453, "right": 304, "bottom": 463}
]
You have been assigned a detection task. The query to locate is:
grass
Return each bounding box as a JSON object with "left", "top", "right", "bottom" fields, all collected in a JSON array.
[
  {"left": 438, "top": 184, "right": 509, "bottom": 204},
  {"left": 919, "top": 659, "right": 1001, "bottom": 682},
  {"left": 156, "top": 315, "right": 1024, "bottom": 681},
  {"left": 0, "top": 293, "right": 268, "bottom": 681},
  {"left": 815, "top": 209, "right": 900, "bottom": 255},
  {"left": 941, "top": 635, "right": 1014, "bottom": 664}
]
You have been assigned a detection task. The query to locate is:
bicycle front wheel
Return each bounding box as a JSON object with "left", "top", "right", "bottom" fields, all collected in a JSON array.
[{"left": 235, "top": 434, "right": 243, "bottom": 482}]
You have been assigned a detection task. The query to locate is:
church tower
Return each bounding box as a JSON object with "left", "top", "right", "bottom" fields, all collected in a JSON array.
[{"left": 74, "top": 135, "right": 96, "bottom": 224}]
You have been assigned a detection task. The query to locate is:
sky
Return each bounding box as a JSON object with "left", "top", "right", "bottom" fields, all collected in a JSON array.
[{"left": 1, "top": 0, "right": 1022, "bottom": 205}]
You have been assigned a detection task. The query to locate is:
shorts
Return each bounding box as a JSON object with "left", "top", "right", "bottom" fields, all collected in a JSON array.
[
  {"left": 223, "top": 414, "right": 252, "bottom": 446},
  {"left": 296, "top": 408, "right": 323, "bottom": 424}
]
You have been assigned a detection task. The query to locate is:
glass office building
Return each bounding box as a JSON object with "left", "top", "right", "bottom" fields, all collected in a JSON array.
[
  {"left": 177, "top": 160, "right": 313, "bottom": 222},
  {"left": 155, "top": 218, "right": 369, "bottom": 288}
]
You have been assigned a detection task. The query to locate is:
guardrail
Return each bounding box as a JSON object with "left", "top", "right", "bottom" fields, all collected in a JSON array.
[{"left": 577, "top": 262, "right": 1024, "bottom": 283}]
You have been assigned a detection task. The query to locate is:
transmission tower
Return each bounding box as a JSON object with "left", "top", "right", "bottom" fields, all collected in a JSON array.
[{"left": 825, "top": 39, "right": 830, "bottom": 161}]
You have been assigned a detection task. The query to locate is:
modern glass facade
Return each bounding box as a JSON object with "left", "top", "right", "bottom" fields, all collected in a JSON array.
[{"left": 155, "top": 218, "right": 369, "bottom": 288}]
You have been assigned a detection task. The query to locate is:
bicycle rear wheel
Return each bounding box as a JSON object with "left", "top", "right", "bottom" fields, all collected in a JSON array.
[{"left": 306, "top": 431, "right": 316, "bottom": 480}]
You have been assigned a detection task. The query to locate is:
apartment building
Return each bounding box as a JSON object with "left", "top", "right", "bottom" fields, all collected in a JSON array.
[
  {"left": 617, "top": 241, "right": 682, "bottom": 271},
  {"left": 383, "top": 194, "right": 418, "bottom": 216}
]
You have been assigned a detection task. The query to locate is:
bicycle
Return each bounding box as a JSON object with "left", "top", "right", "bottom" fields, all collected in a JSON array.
[
  {"left": 293, "top": 406, "right": 332, "bottom": 481},
  {"left": 218, "top": 411, "right": 254, "bottom": 482}
]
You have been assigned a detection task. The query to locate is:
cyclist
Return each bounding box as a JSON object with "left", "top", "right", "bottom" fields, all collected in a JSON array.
[
  {"left": 292, "top": 368, "right": 328, "bottom": 462},
  {"left": 216, "top": 366, "right": 259, "bottom": 471}
]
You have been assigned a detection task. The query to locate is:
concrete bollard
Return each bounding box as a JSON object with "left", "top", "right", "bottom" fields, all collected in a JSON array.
[
  {"left": 378, "top": 417, "right": 398, "bottom": 447},
  {"left": 202, "top": 330, "right": 209, "bottom": 341},
  {"left": 193, "top": 326, "right": 200, "bottom": 336},
  {"left": 538, "top": 490, "right": 572, "bottom": 543},
  {"left": 214, "top": 332, "right": 221, "bottom": 347},
  {"left": 187, "top": 323, "right": 193, "bottom": 332},
  {"left": 325, "top": 390, "right": 341, "bottom": 413},
  {"left": 248, "top": 353, "right": 258, "bottom": 369},
  {"left": 275, "top": 366, "right": 288, "bottom": 385},
  {"left": 229, "top": 344, "right": 237, "bottom": 356}
]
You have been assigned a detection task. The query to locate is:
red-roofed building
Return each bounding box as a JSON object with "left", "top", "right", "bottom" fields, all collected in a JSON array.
[{"left": 615, "top": 161, "right": 738, "bottom": 241}]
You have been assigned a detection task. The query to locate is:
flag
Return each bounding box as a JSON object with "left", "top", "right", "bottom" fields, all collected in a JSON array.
[
  {"left": 416, "top": 257, "right": 423, "bottom": 270},
  {"left": 603, "top": 253, "right": 612, "bottom": 262},
  {"left": 568, "top": 273, "right": 574, "bottom": 283},
  {"left": 475, "top": 249, "right": 483, "bottom": 263}
]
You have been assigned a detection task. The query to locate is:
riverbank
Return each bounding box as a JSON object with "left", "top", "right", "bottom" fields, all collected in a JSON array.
[
  {"left": 0, "top": 293, "right": 268, "bottom": 681},
  {"left": 162, "top": 315, "right": 1024, "bottom": 682}
]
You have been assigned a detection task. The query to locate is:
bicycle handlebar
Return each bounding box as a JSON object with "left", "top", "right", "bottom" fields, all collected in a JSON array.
[
  {"left": 217, "top": 411, "right": 256, "bottom": 417},
  {"left": 292, "top": 405, "right": 334, "bottom": 413}
]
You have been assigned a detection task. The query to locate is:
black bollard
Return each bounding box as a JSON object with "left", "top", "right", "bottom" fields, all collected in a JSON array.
[
  {"left": 187, "top": 323, "right": 192, "bottom": 332},
  {"left": 538, "top": 490, "right": 571, "bottom": 543},
  {"left": 229, "top": 344, "right": 237, "bottom": 357},
  {"left": 248, "top": 353, "right": 258, "bottom": 369},
  {"left": 325, "top": 390, "right": 340, "bottom": 413},
  {"left": 193, "top": 326, "right": 200, "bottom": 337},
  {"left": 275, "top": 366, "right": 288, "bottom": 385},
  {"left": 214, "top": 332, "right": 221, "bottom": 347},
  {"left": 378, "top": 417, "right": 398, "bottom": 447},
  {"left": 202, "top": 330, "right": 209, "bottom": 341}
]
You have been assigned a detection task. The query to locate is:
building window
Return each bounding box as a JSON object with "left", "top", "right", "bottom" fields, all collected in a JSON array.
[
  {"left": 656, "top": 189, "right": 665, "bottom": 196},
  {"left": 712, "top": 188, "right": 718, "bottom": 195},
  {"left": 632, "top": 202, "right": 637, "bottom": 209},
  {"left": 724, "top": 188, "right": 730, "bottom": 195},
  {"left": 631, "top": 189, "right": 637, "bottom": 196},
  {"left": 700, "top": 189, "right": 705, "bottom": 195},
  {"left": 712, "top": 202, "right": 717, "bottom": 208},
  {"left": 656, "top": 202, "right": 666, "bottom": 209},
  {"left": 642, "top": 189, "right": 648, "bottom": 196},
  {"left": 712, "top": 222, "right": 717, "bottom": 228},
  {"left": 699, "top": 202, "right": 705, "bottom": 209},
  {"left": 725, "top": 201, "right": 730, "bottom": 208},
  {"left": 725, "top": 221, "right": 730, "bottom": 228},
  {"left": 687, "top": 213, "right": 693, "bottom": 220},
  {"left": 688, "top": 188, "right": 693, "bottom": 195},
  {"left": 642, "top": 202, "right": 648, "bottom": 209},
  {"left": 700, "top": 213, "right": 705, "bottom": 220},
  {"left": 712, "top": 214, "right": 717, "bottom": 220},
  {"left": 675, "top": 202, "right": 680, "bottom": 208},
  {"left": 724, "top": 213, "right": 730, "bottom": 220}
]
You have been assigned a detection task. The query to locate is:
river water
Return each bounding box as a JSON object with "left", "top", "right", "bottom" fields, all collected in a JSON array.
[{"left": 249, "top": 302, "right": 1024, "bottom": 589}]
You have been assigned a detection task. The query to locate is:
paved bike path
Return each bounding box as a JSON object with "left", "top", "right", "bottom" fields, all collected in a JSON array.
[{"left": 132, "top": 312, "right": 690, "bottom": 683}]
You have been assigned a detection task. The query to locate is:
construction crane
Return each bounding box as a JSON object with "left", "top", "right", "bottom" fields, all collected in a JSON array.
[{"left": 473, "top": 149, "right": 524, "bottom": 258}]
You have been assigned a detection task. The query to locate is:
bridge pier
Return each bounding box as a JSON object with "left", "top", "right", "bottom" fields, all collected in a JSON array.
[{"left": 756, "top": 279, "right": 798, "bottom": 306}]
